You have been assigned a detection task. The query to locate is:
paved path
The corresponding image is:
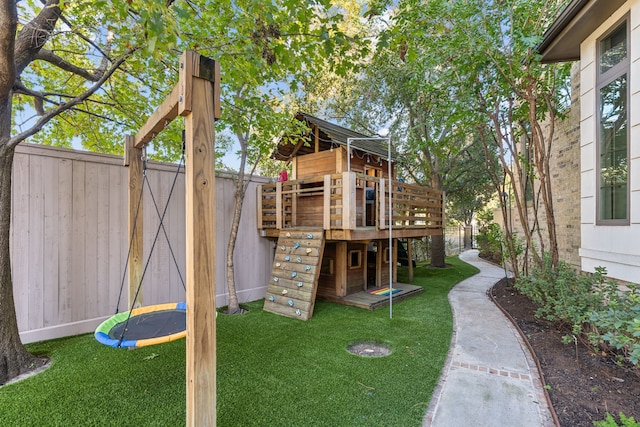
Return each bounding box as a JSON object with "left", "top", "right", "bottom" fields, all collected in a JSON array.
[{"left": 423, "top": 250, "right": 556, "bottom": 427}]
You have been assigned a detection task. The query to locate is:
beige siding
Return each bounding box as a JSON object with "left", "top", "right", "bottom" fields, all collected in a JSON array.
[{"left": 12, "top": 144, "right": 273, "bottom": 344}]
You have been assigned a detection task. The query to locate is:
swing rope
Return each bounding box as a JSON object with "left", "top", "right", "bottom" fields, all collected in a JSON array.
[{"left": 115, "top": 143, "right": 186, "bottom": 347}]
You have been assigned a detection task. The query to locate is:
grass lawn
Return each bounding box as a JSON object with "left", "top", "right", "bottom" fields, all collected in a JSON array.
[{"left": 0, "top": 256, "right": 478, "bottom": 426}]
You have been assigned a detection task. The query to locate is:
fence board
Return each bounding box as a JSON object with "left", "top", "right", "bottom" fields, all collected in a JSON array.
[
  {"left": 13, "top": 152, "right": 30, "bottom": 332},
  {"left": 42, "top": 156, "right": 59, "bottom": 328},
  {"left": 57, "top": 158, "right": 74, "bottom": 324},
  {"left": 28, "top": 154, "right": 44, "bottom": 330}
]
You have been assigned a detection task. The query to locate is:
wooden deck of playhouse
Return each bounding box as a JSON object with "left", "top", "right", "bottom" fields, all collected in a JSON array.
[{"left": 320, "top": 282, "right": 424, "bottom": 310}]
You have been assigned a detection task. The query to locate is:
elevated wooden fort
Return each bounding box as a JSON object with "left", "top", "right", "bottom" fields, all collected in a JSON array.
[{"left": 260, "top": 113, "right": 443, "bottom": 320}]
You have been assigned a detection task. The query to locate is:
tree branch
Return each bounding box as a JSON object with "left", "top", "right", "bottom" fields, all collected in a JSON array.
[
  {"left": 35, "top": 49, "right": 103, "bottom": 81},
  {"left": 8, "top": 49, "right": 136, "bottom": 148},
  {"left": 14, "top": 0, "right": 62, "bottom": 76}
]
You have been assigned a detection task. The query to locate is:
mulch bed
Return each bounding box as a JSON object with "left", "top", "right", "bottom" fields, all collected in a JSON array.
[{"left": 490, "top": 278, "right": 640, "bottom": 427}]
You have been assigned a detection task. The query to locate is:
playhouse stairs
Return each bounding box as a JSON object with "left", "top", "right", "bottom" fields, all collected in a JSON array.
[{"left": 263, "top": 228, "right": 325, "bottom": 320}]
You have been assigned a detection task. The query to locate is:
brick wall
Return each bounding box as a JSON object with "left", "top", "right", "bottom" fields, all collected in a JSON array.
[{"left": 549, "top": 62, "right": 581, "bottom": 269}]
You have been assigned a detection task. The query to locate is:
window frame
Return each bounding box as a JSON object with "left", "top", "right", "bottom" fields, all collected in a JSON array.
[
  {"left": 596, "top": 16, "right": 630, "bottom": 226},
  {"left": 348, "top": 250, "right": 362, "bottom": 269}
]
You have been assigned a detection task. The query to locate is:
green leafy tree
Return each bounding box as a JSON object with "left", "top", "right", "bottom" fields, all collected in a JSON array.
[
  {"left": 445, "top": 139, "right": 499, "bottom": 227},
  {"left": 0, "top": 0, "right": 184, "bottom": 385},
  {"left": 381, "top": 0, "right": 571, "bottom": 275},
  {"left": 322, "top": 18, "right": 491, "bottom": 267}
]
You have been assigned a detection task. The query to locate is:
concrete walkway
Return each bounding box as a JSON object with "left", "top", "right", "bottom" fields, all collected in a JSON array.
[{"left": 423, "top": 250, "right": 556, "bottom": 427}]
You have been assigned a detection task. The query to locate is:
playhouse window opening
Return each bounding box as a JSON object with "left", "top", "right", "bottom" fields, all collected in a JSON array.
[
  {"left": 349, "top": 250, "right": 362, "bottom": 269},
  {"left": 321, "top": 257, "right": 334, "bottom": 275}
]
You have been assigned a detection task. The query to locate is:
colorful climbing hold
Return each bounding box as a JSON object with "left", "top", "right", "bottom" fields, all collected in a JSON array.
[
  {"left": 281, "top": 245, "right": 286, "bottom": 251},
  {"left": 297, "top": 282, "right": 303, "bottom": 287},
  {"left": 291, "top": 272, "right": 297, "bottom": 278},
  {"left": 286, "top": 232, "right": 291, "bottom": 237},
  {"left": 269, "top": 295, "right": 275, "bottom": 302},
  {"left": 273, "top": 277, "right": 279, "bottom": 282},
  {"left": 307, "top": 233, "right": 313, "bottom": 238},
  {"left": 284, "top": 255, "right": 290, "bottom": 261},
  {"left": 282, "top": 289, "right": 288, "bottom": 295},
  {"left": 305, "top": 248, "right": 312, "bottom": 254},
  {"left": 296, "top": 257, "right": 302, "bottom": 263},
  {"left": 288, "top": 299, "right": 294, "bottom": 307},
  {"left": 276, "top": 262, "right": 281, "bottom": 267},
  {"left": 293, "top": 242, "right": 300, "bottom": 249},
  {"left": 305, "top": 265, "right": 311, "bottom": 271},
  {"left": 296, "top": 309, "right": 301, "bottom": 316}
]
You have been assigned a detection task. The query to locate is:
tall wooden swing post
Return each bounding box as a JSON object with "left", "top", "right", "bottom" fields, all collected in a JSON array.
[{"left": 124, "top": 50, "right": 221, "bottom": 426}]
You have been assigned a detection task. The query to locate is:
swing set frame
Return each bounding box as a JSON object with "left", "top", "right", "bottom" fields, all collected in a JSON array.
[{"left": 124, "top": 50, "right": 220, "bottom": 426}]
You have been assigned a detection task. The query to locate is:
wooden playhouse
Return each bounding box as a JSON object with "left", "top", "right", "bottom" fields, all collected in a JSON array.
[{"left": 258, "top": 113, "right": 444, "bottom": 320}]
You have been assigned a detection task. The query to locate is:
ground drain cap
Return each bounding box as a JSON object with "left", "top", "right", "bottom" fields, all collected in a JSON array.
[{"left": 347, "top": 341, "right": 391, "bottom": 357}]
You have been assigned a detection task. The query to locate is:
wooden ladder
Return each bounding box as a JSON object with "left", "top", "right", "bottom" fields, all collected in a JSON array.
[{"left": 263, "top": 228, "right": 325, "bottom": 320}]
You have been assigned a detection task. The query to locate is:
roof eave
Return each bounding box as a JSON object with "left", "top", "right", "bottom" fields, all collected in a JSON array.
[{"left": 537, "top": 0, "right": 626, "bottom": 63}]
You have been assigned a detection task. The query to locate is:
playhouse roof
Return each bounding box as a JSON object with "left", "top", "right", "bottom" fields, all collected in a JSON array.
[
  {"left": 537, "top": 0, "right": 626, "bottom": 63},
  {"left": 272, "top": 112, "right": 396, "bottom": 162}
]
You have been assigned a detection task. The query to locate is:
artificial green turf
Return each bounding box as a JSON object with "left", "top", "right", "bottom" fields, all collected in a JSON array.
[{"left": 0, "top": 256, "right": 478, "bottom": 426}]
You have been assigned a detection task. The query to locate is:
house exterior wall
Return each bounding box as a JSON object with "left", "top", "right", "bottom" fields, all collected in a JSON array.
[
  {"left": 550, "top": 62, "right": 583, "bottom": 269},
  {"left": 578, "top": 1, "right": 640, "bottom": 282},
  {"left": 13, "top": 143, "right": 273, "bottom": 344}
]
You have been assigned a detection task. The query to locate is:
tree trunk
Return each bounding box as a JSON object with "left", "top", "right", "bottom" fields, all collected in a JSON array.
[
  {"left": 430, "top": 171, "right": 446, "bottom": 267},
  {"left": 0, "top": 144, "right": 44, "bottom": 385},
  {"left": 430, "top": 233, "right": 446, "bottom": 268},
  {"left": 225, "top": 173, "right": 246, "bottom": 315}
]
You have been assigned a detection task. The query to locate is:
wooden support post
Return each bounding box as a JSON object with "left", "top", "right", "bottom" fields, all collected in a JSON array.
[
  {"left": 323, "top": 175, "right": 331, "bottom": 230},
  {"left": 379, "top": 179, "right": 386, "bottom": 230},
  {"left": 125, "top": 135, "right": 144, "bottom": 308},
  {"left": 184, "top": 72, "right": 217, "bottom": 427},
  {"left": 393, "top": 239, "right": 398, "bottom": 283},
  {"left": 276, "top": 182, "right": 282, "bottom": 230},
  {"left": 291, "top": 182, "right": 297, "bottom": 227},
  {"left": 376, "top": 241, "right": 383, "bottom": 287},
  {"left": 362, "top": 242, "right": 368, "bottom": 290},
  {"left": 407, "top": 238, "right": 414, "bottom": 282},
  {"left": 256, "top": 184, "right": 263, "bottom": 230},
  {"left": 342, "top": 171, "right": 356, "bottom": 230},
  {"left": 336, "top": 242, "right": 347, "bottom": 297},
  {"left": 131, "top": 50, "right": 218, "bottom": 426}
]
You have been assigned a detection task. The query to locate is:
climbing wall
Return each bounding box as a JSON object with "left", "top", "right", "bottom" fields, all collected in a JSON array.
[{"left": 263, "top": 228, "right": 325, "bottom": 320}]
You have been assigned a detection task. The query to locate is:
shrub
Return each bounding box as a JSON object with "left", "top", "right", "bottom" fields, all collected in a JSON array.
[
  {"left": 475, "top": 210, "right": 504, "bottom": 264},
  {"left": 476, "top": 222, "right": 503, "bottom": 264},
  {"left": 593, "top": 412, "right": 640, "bottom": 427},
  {"left": 589, "top": 283, "right": 640, "bottom": 366},
  {"left": 516, "top": 259, "right": 640, "bottom": 367},
  {"left": 515, "top": 256, "right": 605, "bottom": 333}
]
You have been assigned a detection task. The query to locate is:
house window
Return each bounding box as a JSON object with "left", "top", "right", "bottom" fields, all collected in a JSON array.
[{"left": 597, "top": 19, "right": 629, "bottom": 224}]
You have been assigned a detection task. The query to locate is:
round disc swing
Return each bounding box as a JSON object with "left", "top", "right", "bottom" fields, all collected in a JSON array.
[{"left": 95, "top": 142, "right": 187, "bottom": 349}]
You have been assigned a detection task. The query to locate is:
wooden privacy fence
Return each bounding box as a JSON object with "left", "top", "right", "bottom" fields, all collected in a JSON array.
[{"left": 13, "top": 143, "right": 274, "bottom": 344}]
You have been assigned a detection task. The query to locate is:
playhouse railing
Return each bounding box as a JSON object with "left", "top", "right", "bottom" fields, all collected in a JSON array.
[{"left": 257, "top": 172, "right": 443, "bottom": 232}]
